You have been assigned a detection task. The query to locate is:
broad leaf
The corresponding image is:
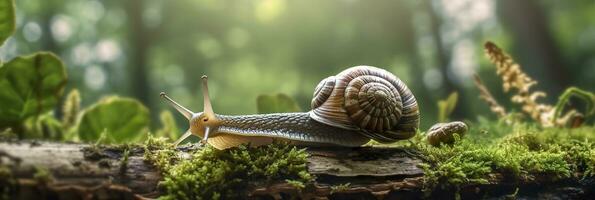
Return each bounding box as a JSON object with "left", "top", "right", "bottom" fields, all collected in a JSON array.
[
  {"left": 0, "top": 0, "right": 15, "bottom": 46},
  {"left": 0, "top": 53, "right": 67, "bottom": 127},
  {"left": 155, "top": 110, "right": 180, "bottom": 140},
  {"left": 23, "top": 112, "right": 64, "bottom": 140},
  {"left": 78, "top": 96, "right": 149, "bottom": 143},
  {"left": 256, "top": 93, "right": 301, "bottom": 114},
  {"left": 437, "top": 92, "right": 458, "bottom": 122}
]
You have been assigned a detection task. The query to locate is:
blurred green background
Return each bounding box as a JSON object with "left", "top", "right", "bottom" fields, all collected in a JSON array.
[{"left": 1, "top": 0, "right": 594, "bottom": 130}]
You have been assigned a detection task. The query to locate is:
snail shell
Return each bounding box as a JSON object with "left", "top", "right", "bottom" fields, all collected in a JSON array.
[
  {"left": 426, "top": 121, "right": 468, "bottom": 146},
  {"left": 310, "top": 66, "right": 420, "bottom": 143}
]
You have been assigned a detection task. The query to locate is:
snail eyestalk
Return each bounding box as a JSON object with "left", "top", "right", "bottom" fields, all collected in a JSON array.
[
  {"left": 201, "top": 75, "right": 215, "bottom": 118},
  {"left": 200, "top": 75, "right": 218, "bottom": 144},
  {"left": 160, "top": 92, "right": 194, "bottom": 120}
]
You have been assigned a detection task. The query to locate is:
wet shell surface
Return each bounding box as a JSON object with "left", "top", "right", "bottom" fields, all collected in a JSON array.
[
  {"left": 311, "top": 76, "right": 336, "bottom": 109},
  {"left": 309, "top": 66, "right": 420, "bottom": 143},
  {"left": 426, "top": 121, "right": 468, "bottom": 146}
]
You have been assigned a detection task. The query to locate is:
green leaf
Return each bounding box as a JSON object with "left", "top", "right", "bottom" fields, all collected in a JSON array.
[
  {"left": 0, "top": 0, "right": 15, "bottom": 46},
  {"left": 553, "top": 87, "right": 595, "bottom": 120},
  {"left": 23, "top": 112, "right": 64, "bottom": 140},
  {"left": 78, "top": 96, "right": 149, "bottom": 143},
  {"left": 0, "top": 53, "right": 67, "bottom": 127},
  {"left": 437, "top": 92, "right": 458, "bottom": 122},
  {"left": 256, "top": 93, "right": 301, "bottom": 114},
  {"left": 155, "top": 110, "right": 180, "bottom": 140}
]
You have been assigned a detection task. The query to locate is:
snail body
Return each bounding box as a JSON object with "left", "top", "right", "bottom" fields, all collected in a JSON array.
[{"left": 161, "top": 66, "right": 420, "bottom": 150}]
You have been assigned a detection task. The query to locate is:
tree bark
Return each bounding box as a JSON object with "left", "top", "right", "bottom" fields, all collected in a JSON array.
[{"left": 0, "top": 141, "right": 592, "bottom": 200}]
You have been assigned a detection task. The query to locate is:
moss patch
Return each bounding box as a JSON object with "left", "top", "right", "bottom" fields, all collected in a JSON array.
[
  {"left": 119, "top": 149, "right": 130, "bottom": 174},
  {"left": 0, "top": 165, "right": 15, "bottom": 200},
  {"left": 407, "top": 122, "right": 595, "bottom": 195},
  {"left": 143, "top": 135, "right": 313, "bottom": 199},
  {"left": 32, "top": 166, "right": 53, "bottom": 184}
]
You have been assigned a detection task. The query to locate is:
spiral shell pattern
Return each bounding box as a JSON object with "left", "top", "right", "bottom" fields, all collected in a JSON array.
[
  {"left": 309, "top": 66, "right": 419, "bottom": 143},
  {"left": 311, "top": 76, "right": 336, "bottom": 109}
]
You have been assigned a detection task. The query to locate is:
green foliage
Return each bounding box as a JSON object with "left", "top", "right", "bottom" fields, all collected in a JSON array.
[
  {"left": 0, "top": 1, "right": 69, "bottom": 140},
  {"left": 155, "top": 110, "right": 180, "bottom": 140},
  {"left": 0, "top": 128, "right": 16, "bottom": 140},
  {"left": 78, "top": 96, "right": 149, "bottom": 143},
  {"left": 0, "top": 53, "right": 67, "bottom": 128},
  {"left": 437, "top": 92, "right": 458, "bottom": 122},
  {"left": 553, "top": 87, "right": 595, "bottom": 122},
  {"left": 32, "top": 167, "right": 53, "bottom": 184},
  {"left": 0, "top": 0, "right": 161, "bottom": 144},
  {"left": 0, "top": 0, "right": 14, "bottom": 46},
  {"left": 24, "top": 112, "right": 64, "bottom": 140},
  {"left": 256, "top": 93, "right": 301, "bottom": 114},
  {"left": 144, "top": 137, "right": 312, "bottom": 200}
]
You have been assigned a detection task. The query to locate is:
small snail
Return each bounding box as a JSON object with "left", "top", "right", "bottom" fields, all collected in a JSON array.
[
  {"left": 160, "top": 66, "right": 420, "bottom": 150},
  {"left": 426, "top": 121, "right": 468, "bottom": 146}
]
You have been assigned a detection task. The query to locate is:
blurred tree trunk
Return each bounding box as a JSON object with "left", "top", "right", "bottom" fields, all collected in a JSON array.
[
  {"left": 402, "top": 3, "right": 434, "bottom": 127},
  {"left": 498, "top": 0, "right": 569, "bottom": 97},
  {"left": 125, "top": 0, "right": 153, "bottom": 113},
  {"left": 39, "top": 1, "right": 63, "bottom": 121},
  {"left": 423, "top": 0, "right": 469, "bottom": 120},
  {"left": 39, "top": 8, "right": 58, "bottom": 53}
]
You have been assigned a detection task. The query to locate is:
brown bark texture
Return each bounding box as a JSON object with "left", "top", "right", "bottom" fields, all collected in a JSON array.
[{"left": 0, "top": 141, "right": 592, "bottom": 200}]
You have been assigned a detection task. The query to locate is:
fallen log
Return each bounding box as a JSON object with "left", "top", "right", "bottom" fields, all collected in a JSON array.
[{"left": 0, "top": 141, "right": 592, "bottom": 199}]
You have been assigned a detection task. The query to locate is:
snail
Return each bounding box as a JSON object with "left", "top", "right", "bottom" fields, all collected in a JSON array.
[
  {"left": 160, "top": 66, "right": 420, "bottom": 150},
  {"left": 426, "top": 121, "right": 468, "bottom": 146}
]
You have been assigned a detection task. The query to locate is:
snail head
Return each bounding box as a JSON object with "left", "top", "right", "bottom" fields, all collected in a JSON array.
[{"left": 160, "top": 75, "right": 220, "bottom": 146}]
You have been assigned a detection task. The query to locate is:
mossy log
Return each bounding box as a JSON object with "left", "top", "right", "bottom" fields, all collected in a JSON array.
[{"left": 0, "top": 141, "right": 592, "bottom": 200}]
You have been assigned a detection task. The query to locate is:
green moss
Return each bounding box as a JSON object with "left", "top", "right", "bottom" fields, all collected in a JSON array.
[
  {"left": 330, "top": 183, "right": 351, "bottom": 194},
  {"left": 285, "top": 179, "right": 306, "bottom": 189},
  {"left": 143, "top": 136, "right": 313, "bottom": 199},
  {"left": 0, "top": 128, "right": 17, "bottom": 141},
  {"left": 0, "top": 165, "right": 15, "bottom": 200},
  {"left": 33, "top": 167, "right": 53, "bottom": 184},
  {"left": 410, "top": 122, "right": 595, "bottom": 194},
  {"left": 586, "top": 150, "right": 595, "bottom": 178},
  {"left": 416, "top": 137, "right": 492, "bottom": 193},
  {"left": 119, "top": 149, "right": 130, "bottom": 174},
  {"left": 142, "top": 122, "right": 593, "bottom": 198},
  {"left": 143, "top": 134, "right": 178, "bottom": 171}
]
